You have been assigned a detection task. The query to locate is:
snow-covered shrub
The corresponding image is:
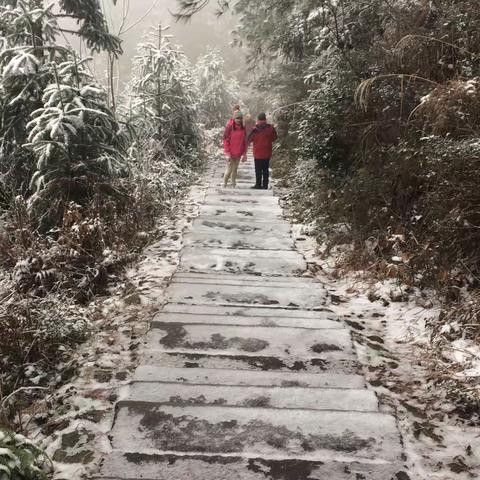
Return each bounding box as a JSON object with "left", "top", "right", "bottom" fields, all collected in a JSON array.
[
  {"left": 0, "top": 188, "right": 156, "bottom": 297},
  {"left": 203, "top": 126, "right": 225, "bottom": 152},
  {"left": 122, "top": 132, "right": 201, "bottom": 225},
  {"left": 0, "top": 293, "right": 91, "bottom": 395},
  {"left": 414, "top": 78, "right": 480, "bottom": 137},
  {"left": 294, "top": 136, "right": 480, "bottom": 288},
  {"left": 0, "top": 429, "right": 49, "bottom": 480},
  {"left": 294, "top": 70, "right": 355, "bottom": 172},
  {"left": 432, "top": 292, "right": 480, "bottom": 344}
]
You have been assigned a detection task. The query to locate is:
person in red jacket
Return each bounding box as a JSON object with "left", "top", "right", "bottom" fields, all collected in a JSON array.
[
  {"left": 223, "top": 110, "right": 247, "bottom": 188},
  {"left": 247, "top": 113, "right": 278, "bottom": 189}
]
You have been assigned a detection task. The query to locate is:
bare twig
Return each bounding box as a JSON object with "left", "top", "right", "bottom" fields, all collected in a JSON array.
[{"left": 1, "top": 386, "right": 48, "bottom": 408}]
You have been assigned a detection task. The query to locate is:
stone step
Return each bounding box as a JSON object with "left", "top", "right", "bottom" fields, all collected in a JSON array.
[
  {"left": 191, "top": 217, "right": 292, "bottom": 232},
  {"left": 207, "top": 187, "right": 273, "bottom": 196},
  {"left": 203, "top": 195, "right": 279, "bottom": 206},
  {"left": 183, "top": 232, "right": 295, "bottom": 250},
  {"left": 109, "top": 404, "right": 401, "bottom": 463},
  {"left": 216, "top": 165, "right": 255, "bottom": 171},
  {"left": 219, "top": 174, "right": 257, "bottom": 180},
  {"left": 194, "top": 215, "right": 288, "bottom": 226},
  {"left": 151, "top": 311, "right": 343, "bottom": 330},
  {"left": 161, "top": 303, "right": 334, "bottom": 318},
  {"left": 120, "top": 382, "right": 379, "bottom": 411},
  {"left": 172, "top": 272, "right": 321, "bottom": 284},
  {"left": 178, "top": 247, "right": 306, "bottom": 276},
  {"left": 97, "top": 451, "right": 404, "bottom": 480},
  {"left": 199, "top": 205, "right": 283, "bottom": 219},
  {"left": 133, "top": 366, "right": 365, "bottom": 388},
  {"left": 210, "top": 172, "right": 267, "bottom": 178},
  {"left": 140, "top": 351, "right": 359, "bottom": 373},
  {"left": 145, "top": 323, "right": 353, "bottom": 359},
  {"left": 226, "top": 178, "right": 257, "bottom": 183},
  {"left": 165, "top": 281, "right": 328, "bottom": 309},
  {"left": 212, "top": 174, "right": 256, "bottom": 180}
]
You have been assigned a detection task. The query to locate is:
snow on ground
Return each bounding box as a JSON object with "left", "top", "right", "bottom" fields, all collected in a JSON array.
[{"left": 281, "top": 192, "right": 480, "bottom": 480}]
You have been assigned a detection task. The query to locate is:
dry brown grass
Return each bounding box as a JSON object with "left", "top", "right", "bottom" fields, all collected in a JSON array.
[{"left": 413, "top": 78, "right": 480, "bottom": 137}]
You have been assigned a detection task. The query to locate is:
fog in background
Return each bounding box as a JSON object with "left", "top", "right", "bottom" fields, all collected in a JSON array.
[{"left": 59, "top": 0, "right": 244, "bottom": 89}]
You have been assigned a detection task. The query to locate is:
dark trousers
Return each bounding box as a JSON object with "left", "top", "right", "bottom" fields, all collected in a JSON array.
[{"left": 254, "top": 158, "right": 270, "bottom": 188}]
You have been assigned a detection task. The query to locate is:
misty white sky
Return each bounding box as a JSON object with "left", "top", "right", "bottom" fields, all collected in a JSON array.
[{"left": 59, "top": 0, "right": 244, "bottom": 87}]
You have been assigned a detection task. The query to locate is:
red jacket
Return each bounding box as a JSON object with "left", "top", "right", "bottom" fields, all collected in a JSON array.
[
  {"left": 248, "top": 121, "right": 277, "bottom": 159},
  {"left": 223, "top": 122, "right": 247, "bottom": 158}
]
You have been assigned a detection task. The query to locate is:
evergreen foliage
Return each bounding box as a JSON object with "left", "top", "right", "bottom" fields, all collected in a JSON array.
[
  {"left": 25, "top": 58, "right": 128, "bottom": 225},
  {"left": 0, "top": 428, "right": 49, "bottom": 480},
  {"left": 0, "top": 0, "right": 125, "bottom": 217},
  {"left": 126, "top": 29, "right": 201, "bottom": 160},
  {"left": 195, "top": 49, "right": 239, "bottom": 128},
  {"left": 59, "top": 0, "right": 122, "bottom": 57}
]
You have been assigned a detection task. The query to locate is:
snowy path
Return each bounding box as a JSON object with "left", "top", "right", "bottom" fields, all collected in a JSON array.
[{"left": 96, "top": 157, "right": 404, "bottom": 479}]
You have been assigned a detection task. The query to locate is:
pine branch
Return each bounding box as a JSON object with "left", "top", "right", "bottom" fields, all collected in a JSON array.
[{"left": 172, "top": 0, "right": 231, "bottom": 21}]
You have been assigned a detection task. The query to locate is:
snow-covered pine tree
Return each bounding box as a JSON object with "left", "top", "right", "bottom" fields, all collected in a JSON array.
[
  {"left": 0, "top": 1, "right": 126, "bottom": 223},
  {"left": 58, "top": 0, "right": 122, "bottom": 57},
  {"left": 195, "top": 49, "right": 239, "bottom": 128},
  {"left": 25, "top": 55, "right": 127, "bottom": 224},
  {"left": 0, "top": 1, "right": 60, "bottom": 195},
  {"left": 127, "top": 27, "right": 201, "bottom": 161}
]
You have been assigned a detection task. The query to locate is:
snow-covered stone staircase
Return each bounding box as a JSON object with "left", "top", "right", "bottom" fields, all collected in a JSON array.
[{"left": 95, "top": 157, "right": 403, "bottom": 479}]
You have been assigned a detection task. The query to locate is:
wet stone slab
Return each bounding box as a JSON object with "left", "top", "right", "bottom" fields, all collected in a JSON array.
[
  {"left": 183, "top": 232, "right": 295, "bottom": 250},
  {"left": 161, "top": 303, "right": 333, "bottom": 318},
  {"left": 140, "top": 351, "right": 360, "bottom": 374},
  {"left": 111, "top": 404, "right": 401, "bottom": 462},
  {"left": 189, "top": 217, "right": 292, "bottom": 234},
  {"left": 178, "top": 247, "right": 306, "bottom": 276},
  {"left": 120, "top": 382, "right": 379, "bottom": 411},
  {"left": 199, "top": 205, "right": 283, "bottom": 220},
  {"left": 189, "top": 222, "right": 290, "bottom": 242},
  {"left": 166, "top": 282, "right": 328, "bottom": 309},
  {"left": 216, "top": 179, "right": 257, "bottom": 185},
  {"left": 208, "top": 187, "right": 274, "bottom": 197},
  {"left": 144, "top": 323, "right": 353, "bottom": 359},
  {"left": 99, "top": 452, "right": 404, "bottom": 480},
  {"left": 151, "top": 311, "right": 343, "bottom": 330},
  {"left": 133, "top": 366, "right": 366, "bottom": 389},
  {"left": 223, "top": 175, "right": 257, "bottom": 182},
  {"left": 172, "top": 272, "right": 321, "bottom": 284},
  {"left": 204, "top": 194, "right": 280, "bottom": 206}
]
